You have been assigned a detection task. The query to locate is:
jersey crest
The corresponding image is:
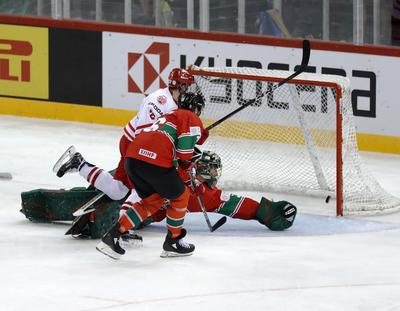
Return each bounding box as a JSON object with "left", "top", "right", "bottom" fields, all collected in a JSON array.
[{"left": 157, "top": 95, "right": 167, "bottom": 105}]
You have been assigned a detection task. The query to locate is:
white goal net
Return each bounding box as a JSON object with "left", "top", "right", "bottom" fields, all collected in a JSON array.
[{"left": 189, "top": 66, "right": 400, "bottom": 216}]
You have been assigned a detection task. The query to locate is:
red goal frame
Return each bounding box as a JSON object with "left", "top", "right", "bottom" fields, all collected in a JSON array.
[{"left": 189, "top": 68, "right": 344, "bottom": 216}]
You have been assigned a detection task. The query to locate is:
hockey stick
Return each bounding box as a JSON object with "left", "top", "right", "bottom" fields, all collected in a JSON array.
[
  {"left": 189, "top": 167, "right": 227, "bottom": 232},
  {"left": 72, "top": 192, "right": 106, "bottom": 217},
  {"left": 206, "top": 39, "right": 311, "bottom": 131},
  {"left": 71, "top": 167, "right": 119, "bottom": 216}
]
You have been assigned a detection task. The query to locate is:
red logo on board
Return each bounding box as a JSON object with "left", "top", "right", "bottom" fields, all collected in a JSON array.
[
  {"left": 127, "top": 42, "right": 169, "bottom": 94},
  {"left": 0, "top": 39, "right": 32, "bottom": 82}
]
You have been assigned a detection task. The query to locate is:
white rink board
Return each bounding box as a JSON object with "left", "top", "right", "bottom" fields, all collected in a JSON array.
[{"left": 103, "top": 31, "right": 400, "bottom": 137}]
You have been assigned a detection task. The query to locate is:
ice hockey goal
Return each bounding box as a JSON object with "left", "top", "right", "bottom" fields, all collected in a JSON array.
[{"left": 189, "top": 66, "right": 400, "bottom": 216}]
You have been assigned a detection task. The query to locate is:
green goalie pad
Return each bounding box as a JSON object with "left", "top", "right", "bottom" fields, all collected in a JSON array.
[
  {"left": 20, "top": 188, "right": 122, "bottom": 238},
  {"left": 20, "top": 187, "right": 99, "bottom": 222}
]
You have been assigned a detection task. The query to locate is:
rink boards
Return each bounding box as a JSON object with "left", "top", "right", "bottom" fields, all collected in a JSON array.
[{"left": 0, "top": 14, "right": 400, "bottom": 153}]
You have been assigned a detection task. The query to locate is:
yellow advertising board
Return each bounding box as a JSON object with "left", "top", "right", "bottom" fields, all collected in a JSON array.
[{"left": 0, "top": 24, "right": 48, "bottom": 99}]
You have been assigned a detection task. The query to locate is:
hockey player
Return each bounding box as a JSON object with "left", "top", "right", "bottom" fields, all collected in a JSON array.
[
  {"left": 151, "top": 150, "right": 297, "bottom": 231},
  {"left": 21, "top": 148, "right": 297, "bottom": 236},
  {"left": 96, "top": 92, "right": 208, "bottom": 259},
  {"left": 54, "top": 68, "right": 198, "bottom": 201}
]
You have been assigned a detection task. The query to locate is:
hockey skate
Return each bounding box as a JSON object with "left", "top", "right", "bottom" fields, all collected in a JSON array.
[
  {"left": 53, "top": 146, "right": 86, "bottom": 177},
  {"left": 96, "top": 223, "right": 126, "bottom": 259},
  {"left": 160, "top": 228, "right": 195, "bottom": 258}
]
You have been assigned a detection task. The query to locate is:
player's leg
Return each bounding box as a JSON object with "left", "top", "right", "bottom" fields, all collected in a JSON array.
[
  {"left": 126, "top": 158, "right": 195, "bottom": 257},
  {"left": 161, "top": 187, "right": 194, "bottom": 257},
  {"left": 79, "top": 164, "right": 129, "bottom": 200},
  {"left": 119, "top": 192, "right": 164, "bottom": 232},
  {"left": 144, "top": 167, "right": 194, "bottom": 257},
  {"left": 96, "top": 158, "right": 162, "bottom": 259},
  {"left": 54, "top": 146, "right": 129, "bottom": 200},
  {"left": 96, "top": 174, "right": 154, "bottom": 259}
]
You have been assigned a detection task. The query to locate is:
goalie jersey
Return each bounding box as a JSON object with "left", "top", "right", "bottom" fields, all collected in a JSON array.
[
  {"left": 126, "top": 109, "right": 206, "bottom": 168},
  {"left": 151, "top": 185, "right": 259, "bottom": 222}
]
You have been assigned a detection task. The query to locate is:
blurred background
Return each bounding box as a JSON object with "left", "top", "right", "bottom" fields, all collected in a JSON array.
[{"left": 0, "top": 0, "right": 399, "bottom": 47}]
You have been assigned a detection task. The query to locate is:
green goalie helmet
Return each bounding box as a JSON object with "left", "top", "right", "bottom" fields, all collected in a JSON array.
[{"left": 196, "top": 150, "right": 222, "bottom": 188}]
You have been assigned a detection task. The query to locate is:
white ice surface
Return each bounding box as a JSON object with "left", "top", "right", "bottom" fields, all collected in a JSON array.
[{"left": 1, "top": 115, "right": 400, "bottom": 311}]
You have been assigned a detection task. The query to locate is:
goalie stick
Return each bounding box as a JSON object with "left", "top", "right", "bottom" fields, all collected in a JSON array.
[
  {"left": 206, "top": 39, "right": 311, "bottom": 131},
  {"left": 189, "top": 167, "right": 227, "bottom": 232},
  {"left": 72, "top": 192, "right": 106, "bottom": 217}
]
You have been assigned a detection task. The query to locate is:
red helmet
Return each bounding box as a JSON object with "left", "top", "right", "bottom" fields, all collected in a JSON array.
[{"left": 168, "top": 68, "right": 194, "bottom": 92}]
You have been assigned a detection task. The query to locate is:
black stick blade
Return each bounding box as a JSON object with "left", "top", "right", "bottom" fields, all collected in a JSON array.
[
  {"left": 300, "top": 39, "right": 311, "bottom": 68},
  {"left": 211, "top": 216, "right": 227, "bottom": 232},
  {"left": 277, "top": 39, "right": 311, "bottom": 87}
]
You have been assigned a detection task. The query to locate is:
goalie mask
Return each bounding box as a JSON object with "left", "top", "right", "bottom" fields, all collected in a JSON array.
[
  {"left": 168, "top": 68, "right": 194, "bottom": 94},
  {"left": 177, "top": 92, "right": 205, "bottom": 116},
  {"left": 195, "top": 150, "right": 222, "bottom": 188}
]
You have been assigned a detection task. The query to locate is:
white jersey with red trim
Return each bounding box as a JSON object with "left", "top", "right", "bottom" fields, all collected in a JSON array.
[{"left": 123, "top": 87, "right": 178, "bottom": 141}]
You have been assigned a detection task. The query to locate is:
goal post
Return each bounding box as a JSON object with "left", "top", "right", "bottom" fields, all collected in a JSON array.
[{"left": 189, "top": 66, "right": 400, "bottom": 216}]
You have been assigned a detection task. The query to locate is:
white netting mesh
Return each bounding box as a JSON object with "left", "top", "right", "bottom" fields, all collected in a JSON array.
[{"left": 190, "top": 66, "right": 400, "bottom": 216}]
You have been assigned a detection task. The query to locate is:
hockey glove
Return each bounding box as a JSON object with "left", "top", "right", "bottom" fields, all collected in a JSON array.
[
  {"left": 178, "top": 159, "right": 195, "bottom": 171},
  {"left": 255, "top": 197, "right": 297, "bottom": 231},
  {"left": 191, "top": 183, "right": 206, "bottom": 196}
]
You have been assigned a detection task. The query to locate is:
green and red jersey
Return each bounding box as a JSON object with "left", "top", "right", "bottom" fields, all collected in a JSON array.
[{"left": 126, "top": 109, "right": 206, "bottom": 168}]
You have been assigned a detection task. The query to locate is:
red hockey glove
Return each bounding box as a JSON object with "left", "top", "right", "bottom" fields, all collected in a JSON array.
[
  {"left": 178, "top": 160, "right": 194, "bottom": 171},
  {"left": 190, "top": 183, "right": 205, "bottom": 196},
  {"left": 196, "top": 128, "right": 209, "bottom": 145}
]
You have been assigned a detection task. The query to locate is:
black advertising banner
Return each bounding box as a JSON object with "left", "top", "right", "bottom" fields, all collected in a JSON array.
[{"left": 49, "top": 28, "right": 101, "bottom": 106}]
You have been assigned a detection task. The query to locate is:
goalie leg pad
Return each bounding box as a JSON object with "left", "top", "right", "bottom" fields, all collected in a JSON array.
[
  {"left": 20, "top": 188, "right": 98, "bottom": 222},
  {"left": 256, "top": 197, "right": 297, "bottom": 231},
  {"left": 20, "top": 187, "right": 123, "bottom": 239}
]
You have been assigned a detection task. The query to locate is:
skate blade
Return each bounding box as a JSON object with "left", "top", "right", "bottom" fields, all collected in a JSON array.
[
  {"left": 160, "top": 250, "right": 193, "bottom": 258},
  {"left": 96, "top": 241, "right": 122, "bottom": 260},
  {"left": 52, "top": 145, "right": 76, "bottom": 174}
]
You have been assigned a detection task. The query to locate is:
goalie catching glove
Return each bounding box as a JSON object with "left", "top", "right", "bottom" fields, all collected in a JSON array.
[{"left": 255, "top": 197, "right": 297, "bottom": 231}]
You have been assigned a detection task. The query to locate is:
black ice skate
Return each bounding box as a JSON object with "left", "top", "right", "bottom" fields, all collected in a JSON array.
[
  {"left": 53, "top": 146, "right": 88, "bottom": 178},
  {"left": 160, "top": 228, "right": 195, "bottom": 258},
  {"left": 96, "top": 223, "right": 126, "bottom": 259},
  {"left": 56, "top": 152, "right": 85, "bottom": 177}
]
